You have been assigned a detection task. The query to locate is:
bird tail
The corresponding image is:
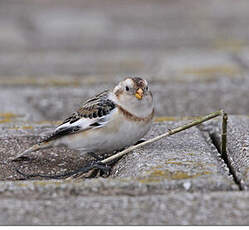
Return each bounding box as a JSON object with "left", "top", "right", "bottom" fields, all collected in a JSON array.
[{"left": 11, "top": 141, "right": 53, "bottom": 161}]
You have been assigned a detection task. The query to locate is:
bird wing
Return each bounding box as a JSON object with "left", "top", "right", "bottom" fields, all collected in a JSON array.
[{"left": 41, "top": 90, "right": 116, "bottom": 143}]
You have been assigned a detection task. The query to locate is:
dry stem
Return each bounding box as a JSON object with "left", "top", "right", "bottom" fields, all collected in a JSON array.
[{"left": 221, "top": 111, "right": 228, "bottom": 156}]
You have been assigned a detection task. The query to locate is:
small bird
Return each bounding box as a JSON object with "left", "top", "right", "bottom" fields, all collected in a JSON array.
[{"left": 12, "top": 77, "right": 154, "bottom": 161}]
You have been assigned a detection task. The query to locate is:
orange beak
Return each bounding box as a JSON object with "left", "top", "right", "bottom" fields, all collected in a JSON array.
[{"left": 135, "top": 88, "right": 143, "bottom": 100}]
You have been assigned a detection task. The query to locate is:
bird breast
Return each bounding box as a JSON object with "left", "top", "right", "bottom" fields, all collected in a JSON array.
[{"left": 57, "top": 108, "right": 153, "bottom": 154}]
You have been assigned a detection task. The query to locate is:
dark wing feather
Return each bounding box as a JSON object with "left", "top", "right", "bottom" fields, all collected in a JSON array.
[
  {"left": 42, "top": 125, "right": 82, "bottom": 143},
  {"left": 60, "top": 90, "right": 115, "bottom": 124},
  {"left": 41, "top": 90, "right": 116, "bottom": 143}
]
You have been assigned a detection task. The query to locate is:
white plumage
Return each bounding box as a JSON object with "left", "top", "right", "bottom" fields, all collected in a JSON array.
[{"left": 12, "top": 77, "right": 154, "bottom": 160}]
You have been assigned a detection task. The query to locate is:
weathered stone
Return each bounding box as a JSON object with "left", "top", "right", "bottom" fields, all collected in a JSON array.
[
  {"left": 1, "top": 0, "right": 249, "bottom": 54},
  {"left": 1, "top": 75, "right": 248, "bottom": 123},
  {"left": 112, "top": 121, "right": 237, "bottom": 191},
  {"left": 0, "top": 0, "right": 249, "bottom": 225},
  {"left": 152, "top": 78, "right": 249, "bottom": 116},
  {"left": 0, "top": 184, "right": 248, "bottom": 225},
  {"left": 205, "top": 116, "right": 249, "bottom": 190},
  {"left": 1, "top": 0, "right": 249, "bottom": 118},
  {"left": 0, "top": 123, "right": 108, "bottom": 180},
  {"left": 0, "top": 120, "right": 237, "bottom": 192},
  {"left": 0, "top": 89, "right": 44, "bottom": 122}
]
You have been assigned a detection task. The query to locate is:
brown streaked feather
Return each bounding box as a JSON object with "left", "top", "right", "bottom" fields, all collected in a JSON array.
[
  {"left": 41, "top": 125, "right": 83, "bottom": 143},
  {"left": 60, "top": 90, "right": 116, "bottom": 125},
  {"left": 40, "top": 90, "right": 117, "bottom": 143},
  {"left": 117, "top": 105, "right": 154, "bottom": 123}
]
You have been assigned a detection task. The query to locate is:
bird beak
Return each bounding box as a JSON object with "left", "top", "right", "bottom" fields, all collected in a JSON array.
[{"left": 135, "top": 88, "right": 143, "bottom": 100}]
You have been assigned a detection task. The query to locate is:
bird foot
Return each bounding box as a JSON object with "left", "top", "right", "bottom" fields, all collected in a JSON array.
[{"left": 69, "top": 161, "right": 111, "bottom": 179}]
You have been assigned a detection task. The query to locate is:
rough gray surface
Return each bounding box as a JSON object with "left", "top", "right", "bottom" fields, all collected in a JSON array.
[
  {"left": 1, "top": 78, "right": 248, "bottom": 121},
  {"left": 0, "top": 0, "right": 249, "bottom": 118},
  {"left": 0, "top": 0, "right": 249, "bottom": 225},
  {"left": 0, "top": 122, "right": 115, "bottom": 181},
  {"left": 0, "top": 184, "right": 248, "bottom": 225},
  {"left": 112, "top": 121, "right": 237, "bottom": 192},
  {"left": 0, "top": 121, "right": 237, "bottom": 191},
  {"left": 207, "top": 116, "right": 249, "bottom": 190}
]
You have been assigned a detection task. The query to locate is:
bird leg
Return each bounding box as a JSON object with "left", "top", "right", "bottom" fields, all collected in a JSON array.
[
  {"left": 68, "top": 152, "right": 111, "bottom": 179},
  {"left": 68, "top": 160, "right": 111, "bottom": 179},
  {"left": 93, "top": 162, "right": 111, "bottom": 176}
]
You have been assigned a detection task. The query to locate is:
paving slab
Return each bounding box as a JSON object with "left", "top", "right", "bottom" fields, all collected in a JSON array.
[
  {"left": 0, "top": 88, "right": 44, "bottom": 122},
  {"left": 112, "top": 121, "right": 237, "bottom": 191},
  {"left": 0, "top": 122, "right": 100, "bottom": 180},
  {"left": 0, "top": 187, "right": 248, "bottom": 225},
  {"left": 0, "top": 120, "right": 237, "bottom": 191},
  {"left": 205, "top": 115, "right": 249, "bottom": 190},
  {"left": 1, "top": 0, "right": 249, "bottom": 117},
  {"left": 152, "top": 78, "right": 249, "bottom": 117},
  {"left": 0, "top": 0, "right": 249, "bottom": 225},
  {"left": 1, "top": 73, "right": 248, "bottom": 122},
  {"left": 1, "top": 0, "right": 249, "bottom": 54}
]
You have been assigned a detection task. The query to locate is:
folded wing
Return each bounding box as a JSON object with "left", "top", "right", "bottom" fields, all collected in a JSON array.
[{"left": 41, "top": 90, "right": 116, "bottom": 143}]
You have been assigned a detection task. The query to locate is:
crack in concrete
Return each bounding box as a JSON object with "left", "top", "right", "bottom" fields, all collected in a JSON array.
[
  {"left": 209, "top": 132, "right": 244, "bottom": 190},
  {"left": 206, "top": 128, "right": 245, "bottom": 191},
  {"left": 198, "top": 124, "right": 243, "bottom": 190}
]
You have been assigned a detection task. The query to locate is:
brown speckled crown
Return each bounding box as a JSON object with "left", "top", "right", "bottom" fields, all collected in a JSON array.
[{"left": 132, "top": 77, "right": 145, "bottom": 88}]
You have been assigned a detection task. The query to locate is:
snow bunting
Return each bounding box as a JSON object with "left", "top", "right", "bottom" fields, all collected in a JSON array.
[{"left": 12, "top": 77, "right": 154, "bottom": 161}]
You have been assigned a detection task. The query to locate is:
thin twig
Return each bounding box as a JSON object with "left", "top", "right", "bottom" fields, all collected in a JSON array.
[
  {"left": 101, "top": 110, "right": 223, "bottom": 164},
  {"left": 221, "top": 111, "right": 228, "bottom": 156}
]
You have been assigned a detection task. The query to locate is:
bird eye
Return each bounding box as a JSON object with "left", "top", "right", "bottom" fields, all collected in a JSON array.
[{"left": 126, "top": 86, "right": 130, "bottom": 91}]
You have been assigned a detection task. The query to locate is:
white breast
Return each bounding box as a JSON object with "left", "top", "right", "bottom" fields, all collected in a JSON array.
[{"left": 57, "top": 108, "right": 152, "bottom": 154}]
